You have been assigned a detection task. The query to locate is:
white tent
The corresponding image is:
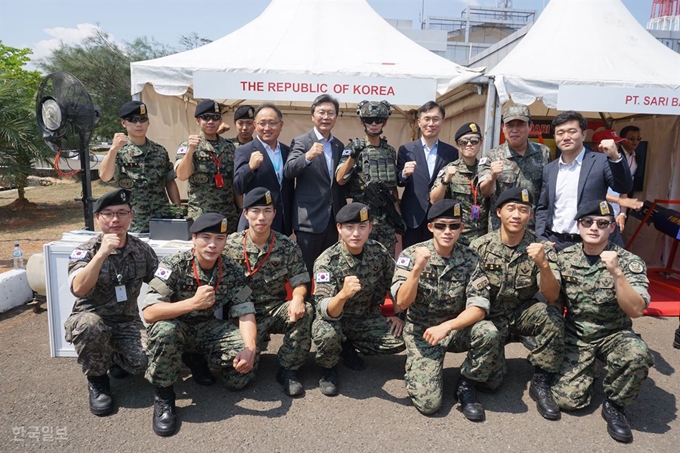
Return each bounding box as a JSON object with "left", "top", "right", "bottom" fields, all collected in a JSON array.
[{"left": 486, "top": 0, "right": 680, "bottom": 266}]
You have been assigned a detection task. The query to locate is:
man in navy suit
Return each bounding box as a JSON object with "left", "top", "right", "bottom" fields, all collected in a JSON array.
[
  {"left": 284, "top": 94, "right": 346, "bottom": 275},
  {"left": 233, "top": 103, "right": 293, "bottom": 235},
  {"left": 397, "top": 101, "right": 458, "bottom": 249},
  {"left": 535, "top": 111, "right": 633, "bottom": 251}
]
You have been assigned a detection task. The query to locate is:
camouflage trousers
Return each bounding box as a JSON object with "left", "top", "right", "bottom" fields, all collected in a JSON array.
[
  {"left": 145, "top": 317, "right": 254, "bottom": 390},
  {"left": 312, "top": 312, "right": 405, "bottom": 368},
  {"left": 551, "top": 330, "right": 654, "bottom": 410},
  {"left": 64, "top": 312, "right": 147, "bottom": 377},
  {"left": 404, "top": 320, "right": 500, "bottom": 415},
  {"left": 369, "top": 214, "right": 397, "bottom": 258},
  {"left": 486, "top": 299, "right": 564, "bottom": 389},
  {"left": 255, "top": 301, "right": 314, "bottom": 370}
]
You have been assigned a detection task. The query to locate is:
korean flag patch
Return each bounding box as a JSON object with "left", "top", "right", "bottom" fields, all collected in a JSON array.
[
  {"left": 154, "top": 267, "right": 172, "bottom": 280},
  {"left": 342, "top": 148, "right": 351, "bottom": 156},
  {"left": 176, "top": 146, "right": 187, "bottom": 156},
  {"left": 315, "top": 272, "right": 330, "bottom": 283},
  {"left": 69, "top": 249, "right": 87, "bottom": 261},
  {"left": 478, "top": 157, "right": 488, "bottom": 166},
  {"left": 396, "top": 255, "right": 411, "bottom": 268}
]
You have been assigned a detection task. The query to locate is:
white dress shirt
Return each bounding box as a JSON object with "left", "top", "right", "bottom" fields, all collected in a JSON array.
[
  {"left": 256, "top": 136, "right": 283, "bottom": 185},
  {"left": 552, "top": 148, "right": 586, "bottom": 234},
  {"left": 313, "top": 127, "right": 334, "bottom": 179},
  {"left": 422, "top": 138, "right": 439, "bottom": 179}
]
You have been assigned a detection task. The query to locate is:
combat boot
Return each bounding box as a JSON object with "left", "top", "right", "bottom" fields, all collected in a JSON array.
[
  {"left": 181, "top": 352, "right": 216, "bottom": 386},
  {"left": 319, "top": 366, "right": 339, "bottom": 396},
  {"left": 455, "top": 376, "right": 485, "bottom": 421},
  {"left": 529, "top": 368, "right": 561, "bottom": 420},
  {"left": 601, "top": 398, "right": 633, "bottom": 443},
  {"left": 340, "top": 341, "right": 365, "bottom": 371},
  {"left": 673, "top": 328, "right": 680, "bottom": 349},
  {"left": 109, "top": 364, "right": 129, "bottom": 379},
  {"left": 153, "top": 386, "right": 177, "bottom": 437},
  {"left": 277, "top": 367, "right": 304, "bottom": 397},
  {"left": 87, "top": 375, "right": 113, "bottom": 416}
]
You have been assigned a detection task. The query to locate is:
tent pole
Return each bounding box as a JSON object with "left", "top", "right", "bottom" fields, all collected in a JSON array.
[{"left": 483, "top": 77, "right": 500, "bottom": 154}]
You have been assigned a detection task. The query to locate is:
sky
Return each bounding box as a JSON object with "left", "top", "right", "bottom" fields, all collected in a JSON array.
[{"left": 0, "top": 0, "right": 654, "bottom": 67}]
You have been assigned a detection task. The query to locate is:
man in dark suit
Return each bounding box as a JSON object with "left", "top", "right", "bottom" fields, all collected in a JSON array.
[
  {"left": 284, "top": 94, "right": 346, "bottom": 275},
  {"left": 535, "top": 111, "right": 633, "bottom": 251},
  {"left": 233, "top": 103, "right": 293, "bottom": 235},
  {"left": 397, "top": 101, "right": 458, "bottom": 249},
  {"left": 619, "top": 126, "right": 646, "bottom": 196}
]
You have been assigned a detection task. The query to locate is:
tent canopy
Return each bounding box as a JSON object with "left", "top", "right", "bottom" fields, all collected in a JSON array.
[
  {"left": 489, "top": 0, "right": 680, "bottom": 116},
  {"left": 130, "top": 0, "right": 482, "bottom": 106}
]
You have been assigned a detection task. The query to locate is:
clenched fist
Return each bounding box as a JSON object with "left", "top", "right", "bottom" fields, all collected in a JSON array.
[
  {"left": 402, "top": 161, "right": 417, "bottom": 178},
  {"left": 414, "top": 247, "right": 431, "bottom": 271},
  {"left": 443, "top": 166, "right": 457, "bottom": 184},
  {"left": 527, "top": 243, "right": 547, "bottom": 267},
  {"left": 600, "top": 251, "right": 620, "bottom": 275},
  {"left": 340, "top": 275, "right": 361, "bottom": 299},
  {"left": 98, "top": 233, "right": 121, "bottom": 258},
  {"left": 249, "top": 151, "right": 264, "bottom": 171},
  {"left": 599, "top": 139, "right": 621, "bottom": 160},
  {"left": 192, "top": 285, "right": 216, "bottom": 310},
  {"left": 489, "top": 161, "right": 504, "bottom": 180},
  {"left": 188, "top": 135, "right": 201, "bottom": 152},
  {"left": 111, "top": 133, "right": 128, "bottom": 152},
  {"left": 306, "top": 142, "right": 324, "bottom": 161}
]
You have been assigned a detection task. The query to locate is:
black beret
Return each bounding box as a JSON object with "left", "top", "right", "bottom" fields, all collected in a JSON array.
[
  {"left": 119, "top": 101, "right": 147, "bottom": 118},
  {"left": 195, "top": 99, "right": 222, "bottom": 117},
  {"left": 94, "top": 189, "right": 132, "bottom": 213},
  {"left": 190, "top": 212, "right": 228, "bottom": 234},
  {"left": 427, "top": 199, "right": 461, "bottom": 221},
  {"left": 575, "top": 201, "right": 615, "bottom": 220},
  {"left": 243, "top": 187, "right": 275, "bottom": 209},
  {"left": 234, "top": 105, "right": 255, "bottom": 121},
  {"left": 455, "top": 122, "right": 482, "bottom": 142},
  {"left": 496, "top": 187, "right": 533, "bottom": 209},
  {"left": 336, "top": 203, "right": 370, "bottom": 224}
]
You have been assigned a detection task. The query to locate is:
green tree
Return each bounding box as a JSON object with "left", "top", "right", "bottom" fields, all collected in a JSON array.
[{"left": 0, "top": 42, "right": 51, "bottom": 206}]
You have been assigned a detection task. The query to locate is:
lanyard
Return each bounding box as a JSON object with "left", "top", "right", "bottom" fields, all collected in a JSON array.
[
  {"left": 192, "top": 251, "right": 222, "bottom": 290},
  {"left": 208, "top": 149, "right": 223, "bottom": 172},
  {"left": 468, "top": 176, "right": 479, "bottom": 205},
  {"left": 243, "top": 232, "right": 276, "bottom": 276}
]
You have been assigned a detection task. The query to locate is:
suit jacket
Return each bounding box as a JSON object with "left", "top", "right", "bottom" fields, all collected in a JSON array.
[
  {"left": 535, "top": 149, "right": 633, "bottom": 238},
  {"left": 284, "top": 129, "right": 346, "bottom": 234},
  {"left": 233, "top": 138, "right": 293, "bottom": 235},
  {"left": 618, "top": 144, "right": 646, "bottom": 195},
  {"left": 397, "top": 139, "right": 459, "bottom": 228}
]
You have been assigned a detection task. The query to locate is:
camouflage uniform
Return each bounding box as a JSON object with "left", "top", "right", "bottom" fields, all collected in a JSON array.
[
  {"left": 338, "top": 137, "right": 400, "bottom": 256},
  {"left": 142, "top": 250, "right": 255, "bottom": 390},
  {"left": 112, "top": 139, "right": 176, "bottom": 233},
  {"left": 312, "top": 240, "right": 405, "bottom": 368},
  {"left": 469, "top": 229, "right": 564, "bottom": 389},
  {"left": 430, "top": 158, "right": 489, "bottom": 246},
  {"left": 478, "top": 141, "right": 551, "bottom": 231},
  {"left": 392, "top": 239, "right": 496, "bottom": 415},
  {"left": 64, "top": 234, "right": 158, "bottom": 377},
  {"left": 224, "top": 230, "right": 312, "bottom": 371},
  {"left": 176, "top": 134, "right": 237, "bottom": 232},
  {"left": 551, "top": 242, "right": 654, "bottom": 409}
]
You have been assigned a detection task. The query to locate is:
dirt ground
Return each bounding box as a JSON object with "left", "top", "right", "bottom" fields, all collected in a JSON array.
[{"left": 0, "top": 178, "right": 113, "bottom": 272}]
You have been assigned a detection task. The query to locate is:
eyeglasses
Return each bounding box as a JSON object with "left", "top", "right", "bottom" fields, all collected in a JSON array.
[
  {"left": 578, "top": 217, "right": 614, "bottom": 229},
  {"left": 199, "top": 113, "right": 222, "bottom": 122},
  {"left": 256, "top": 121, "right": 281, "bottom": 128},
  {"left": 125, "top": 116, "right": 148, "bottom": 124},
  {"left": 457, "top": 137, "right": 481, "bottom": 147},
  {"left": 626, "top": 136, "right": 642, "bottom": 142},
  {"left": 432, "top": 222, "right": 461, "bottom": 231},
  {"left": 420, "top": 117, "right": 442, "bottom": 124},
  {"left": 315, "top": 110, "right": 336, "bottom": 118},
  {"left": 555, "top": 128, "right": 581, "bottom": 138},
  {"left": 98, "top": 210, "right": 132, "bottom": 220},
  {"left": 362, "top": 117, "right": 385, "bottom": 125}
]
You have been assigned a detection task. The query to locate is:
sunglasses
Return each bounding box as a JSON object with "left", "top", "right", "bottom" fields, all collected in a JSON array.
[
  {"left": 457, "top": 137, "right": 481, "bottom": 147},
  {"left": 626, "top": 136, "right": 642, "bottom": 142},
  {"left": 199, "top": 113, "right": 222, "bottom": 121},
  {"left": 579, "top": 217, "right": 614, "bottom": 229},
  {"left": 432, "top": 222, "right": 461, "bottom": 231},
  {"left": 125, "top": 116, "right": 149, "bottom": 124},
  {"left": 362, "top": 117, "right": 385, "bottom": 125}
]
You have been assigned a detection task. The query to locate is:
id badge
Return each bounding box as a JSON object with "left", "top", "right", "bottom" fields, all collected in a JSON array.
[
  {"left": 471, "top": 204, "right": 481, "bottom": 220},
  {"left": 214, "top": 173, "right": 224, "bottom": 188},
  {"left": 115, "top": 285, "right": 128, "bottom": 302}
]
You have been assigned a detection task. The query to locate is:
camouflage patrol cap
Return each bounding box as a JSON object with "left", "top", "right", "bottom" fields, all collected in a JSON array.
[
  {"left": 234, "top": 105, "right": 255, "bottom": 121},
  {"left": 336, "top": 203, "right": 370, "bottom": 224},
  {"left": 427, "top": 199, "right": 462, "bottom": 221},
  {"left": 357, "top": 100, "right": 391, "bottom": 119},
  {"left": 502, "top": 104, "right": 531, "bottom": 124},
  {"left": 496, "top": 187, "right": 533, "bottom": 209},
  {"left": 190, "top": 212, "right": 228, "bottom": 234},
  {"left": 195, "top": 99, "right": 222, "bottom": 117},
  {"left": 575, "top": 200, "right": 615, "bottom": 220},
  {"left": 94, "top": 189, "right": 132, "bottom": 213},
  {"left": 243, "top": 187, "right": 275, "bottom": 209},
  {"left": 119, "top": 101, "right": 147, "bottom": 119}
]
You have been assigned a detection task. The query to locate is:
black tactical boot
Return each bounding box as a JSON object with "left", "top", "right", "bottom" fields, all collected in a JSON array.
[
  {"left": 340, "top": 341, "right": 365, "bottom": 371},
  {"left": 87, "top": 375, "right": 113, "bottom": 416},
  {"left": 601, "top": 398, "right": 633, "bottom": 443},
  {"left": 153, "top": 386, "right": 177, "bottom": 437},
  {"left": 277, "top": 367, "right": 304, "bottom": 397},
  {"left": 455, "top": 376, "right": 485, "bottom": 421},
  {"left": 181, "top": 352, "right": 216, "bottom": 386},
  {"left": 319, "top": 366, "right": 339, "bottom": 396},
  {"left": 108, "top": 363, "right": 129, "bottom": 379},
  {"left": 673, "top": 327, "right": 680, "bottom": 349},
  {"left": 529, "top": 368, "right": 561, "bottom": 420}
]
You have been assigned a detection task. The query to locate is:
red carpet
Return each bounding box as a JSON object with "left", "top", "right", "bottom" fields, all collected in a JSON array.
[{"left": 646, "top": 272, "right": 680, "bottom": 316}]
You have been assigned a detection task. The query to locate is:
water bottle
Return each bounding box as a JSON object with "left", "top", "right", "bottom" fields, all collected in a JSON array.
[{"left": 13, "top": 243, "right": 24, "bottom": 270}]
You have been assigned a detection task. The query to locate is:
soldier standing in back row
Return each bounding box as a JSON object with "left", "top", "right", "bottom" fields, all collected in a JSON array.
[
  {"left": 336, "top": 100, "right": 404, "bottom": 256},
  {"left": 175, "top": 99, "right": 238, "bottom": 232}
]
